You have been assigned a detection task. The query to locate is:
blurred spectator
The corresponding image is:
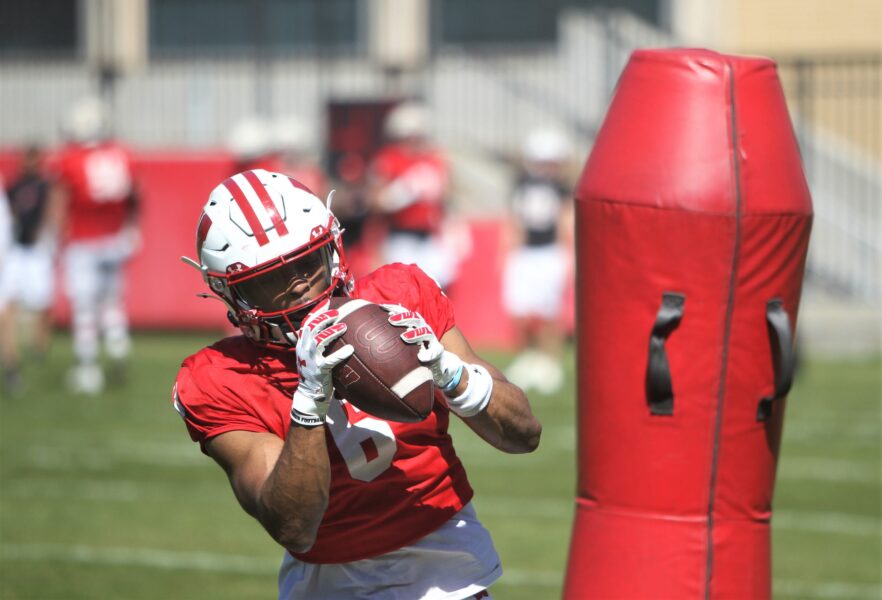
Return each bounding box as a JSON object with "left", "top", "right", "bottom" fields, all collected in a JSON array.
[
  {"left": 369, "top": 101, "right": 458, "bottom": 289},
  {"left": 0, "top": 147, "right": 55, "bottom": 395},
  {"left": 52, "top": 97, "right": 140, "bottom": 395},
  {"left": 502, "top": 128, "right": 574, "bottom": 395}
]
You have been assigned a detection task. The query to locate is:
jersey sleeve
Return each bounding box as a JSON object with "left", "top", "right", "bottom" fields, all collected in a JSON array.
[
  {"left": 173, "top": 357, "right": 272, "bottom": 451},
  {"left": 355, "top": 263, "right": 456, "bottom": 337}
]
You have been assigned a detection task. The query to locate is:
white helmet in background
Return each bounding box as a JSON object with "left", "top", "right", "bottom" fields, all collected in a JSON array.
[
  {"left": 227, "top": 116, "right": 272, "bottom": 162},
  {"left": 273, "top": 114, "right": 315, "bottom": 155},
  {"left": 186, "top": 169, "right": 351, "bottom": 346},
  {"left": 63, "top": 96, "right": 110, "bottom": 144},
  {"left": 384, "top": 101, "right": 429, "bottom": 140},
  {"left": 522, "top": 128, "right": 571, "bottom": 164}
]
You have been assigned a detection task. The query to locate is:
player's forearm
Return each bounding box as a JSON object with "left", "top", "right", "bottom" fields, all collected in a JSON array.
[
  {"left": 256, "top": 426, "right": 330, "bottom": 552},
  {"left": 464, "top": 374, "right": 542, "bottom": 454}
]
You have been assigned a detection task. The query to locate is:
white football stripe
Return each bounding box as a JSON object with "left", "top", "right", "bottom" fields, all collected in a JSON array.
[
  {"left": 391, "top": 366, "right": 433, "bottom": 397},
  {"left": 334, "top": 298, "right": 371, "bottom": 320}
]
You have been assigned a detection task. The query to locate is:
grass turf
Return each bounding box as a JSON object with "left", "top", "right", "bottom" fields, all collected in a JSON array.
[{"left": 0, "top": 332, "right": 879, "bottom": 599}]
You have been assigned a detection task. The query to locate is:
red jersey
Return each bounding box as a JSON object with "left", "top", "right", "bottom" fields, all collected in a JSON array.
[
  {"left": 56, "top": 142, "right": 134, "bottom": 241},
  {"left": 371, "top": 144, "right": 448, "bottom": 234},
  {"left": 173, "top": 264, "right": 473, "bottom": 564}
]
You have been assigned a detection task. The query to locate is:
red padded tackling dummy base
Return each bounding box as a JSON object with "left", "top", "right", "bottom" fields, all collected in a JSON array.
[{"left": 563, "top": 49, "right": 812, "bottom": 599}]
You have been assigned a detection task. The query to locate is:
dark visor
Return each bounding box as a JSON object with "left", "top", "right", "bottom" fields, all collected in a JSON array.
[{"left": 231, "top": 246, "right": 333, "bottom": 313}]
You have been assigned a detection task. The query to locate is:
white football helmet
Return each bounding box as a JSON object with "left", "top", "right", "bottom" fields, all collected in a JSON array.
[
  {"left": 383, "top": 101, "right": 429, "bottom": 140},
  {"left": 63, "top": 96, "right": 110, "bottom": 144},
  {"left": 186, "top": 169, "right": 352, "bottom": 346},
  {"left": 522, "top": 128, "right": 571, "bottom": 164}
]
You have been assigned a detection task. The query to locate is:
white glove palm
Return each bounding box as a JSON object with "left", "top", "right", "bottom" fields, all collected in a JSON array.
[
  {"left": 381, "top": 304, "right": 464, "bottom": 394},
  {"left": 291, "top": 306, "right": 354, "bottom": 427}
]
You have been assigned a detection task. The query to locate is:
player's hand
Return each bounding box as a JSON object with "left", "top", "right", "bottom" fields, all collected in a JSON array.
[
  {"left": 291, "top": 305, "right": 354, "bottom": 428},
  {"left": 381, "top": 304, "right": 465, "bottom": 395}
]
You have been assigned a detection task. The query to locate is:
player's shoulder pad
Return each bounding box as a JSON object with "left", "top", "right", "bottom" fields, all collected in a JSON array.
[
  {"left": 354, "top": 263, "right": 442, "bottom": 306},
  {"left": 173, "top": 336, "right": 258, "bottom": 417}
]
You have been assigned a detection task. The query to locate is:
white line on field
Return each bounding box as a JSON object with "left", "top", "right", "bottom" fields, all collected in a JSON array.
[
  {"left": 773, "top": 579, "right": 882, "bottom": 600},
  {"left": 0, "top": 543, "right": 278, "bottom": 575},
  {"left": 773, "top": 510, "right": 882, "bottom": 537},
  {"left": 476, "top": 496, "right": 881, "bottom": 538},
  {"left": 783, "top": 421, "right": 880, "bottom": 445},
  {"left": 23, "top": 442, "right": 206, "bottom": 472},
  {"left": 1, "top": 543, "right": 878, "bottom": 598},
  {"left": 0, "top": 543, "right": 563, "bottom": 587},
  {"left": 3, "top": 479, "right": 141, "bottom": 502},
  {"left": 778, "top": 457, "right": 880, "bottom": 484}
]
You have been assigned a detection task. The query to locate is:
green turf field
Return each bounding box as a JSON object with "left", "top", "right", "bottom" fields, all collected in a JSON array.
[{"left": 0, "top": 332, "right": 879, "bottom": 599}]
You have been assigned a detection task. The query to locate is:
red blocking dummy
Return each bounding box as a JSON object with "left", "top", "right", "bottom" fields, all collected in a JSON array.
[{"left": 563, "top": 49, "right": 812, "bottom": 599}]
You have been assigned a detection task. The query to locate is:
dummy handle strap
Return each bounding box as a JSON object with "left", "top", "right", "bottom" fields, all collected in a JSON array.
[
  {"left": 645, "top": 292, "right": 685, "bottom": 416},
  {"left": 757, "top": 298, "right": 795, "bottom": 421}
]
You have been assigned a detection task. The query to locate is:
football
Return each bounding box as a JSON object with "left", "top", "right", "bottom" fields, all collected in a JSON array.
[{"left": 325, "top": 297, "right": 435, "bottom": 422}]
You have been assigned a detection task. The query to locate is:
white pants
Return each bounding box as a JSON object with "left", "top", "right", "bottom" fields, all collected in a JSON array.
[
  {"left": 278, "top": 502, "right": 501, "bottom": 600},
  {"left": 63, "top": 232, "right": 133, "bottom": 363},
  {"left": 502, "top": 245, "right": 568, "bottom": 319},
  {"left": 0, "top": 244, "right": 54, "bottom": 311}
]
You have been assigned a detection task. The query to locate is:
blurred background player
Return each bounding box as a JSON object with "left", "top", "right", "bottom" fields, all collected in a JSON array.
[
  {"left": 0, "top": 179, "right": 10, "bottom": 262},
  {"left": 227, "top": 114, "right": 327, "bottom": 194},
  {"left": 0, "top": 180, "right": 14, "bottom": 392},
  {"left": 502, "top": 128, "right": 574, "bottom": 395},
  {"left": 273, "top": 114, "right": 327, "bottom": 198},
  {"left": 227, "top": 115, "right": 276, "bottom": 174},
  {"left": 369, "top": 101, "right": 458, "bottom": 290},
  {"left": 0, "top": 146, "right": 56, "bottom": 395},
  {"left": 52, "top": 97, "right": 140, "bottom": 395}
]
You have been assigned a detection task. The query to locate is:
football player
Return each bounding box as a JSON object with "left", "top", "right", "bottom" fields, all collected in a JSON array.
[
  {"left": 173, "top": 169, "right": 541, "bottom": 599},
  {"left": 52, "top": 97, "right": 140, "bottom": 394},
  {"left": 0, "top": 147, "right": 56, "bottom": 394},
  {"left": 227, "top": 114, "right": 327, "bottom": 196},
  {"left": 369, "top": 102, "right": 460, "bottom": 290},
  {"left": 502, "top": 128, "right": 574, "bottom": 395}
]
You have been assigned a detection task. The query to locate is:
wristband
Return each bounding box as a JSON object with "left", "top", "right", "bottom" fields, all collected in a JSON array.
[
  {"left": 290, "top": 408, "right": 325, "bottom": 429},
  {"left": 445, "top": 364, "right": 493, "bottom": 418},
  {"left": 442, "top": 363, "right": 465, "bottom": 394},
  {"left": 290, "top": 389, "right": 329, "bottom": 428}
]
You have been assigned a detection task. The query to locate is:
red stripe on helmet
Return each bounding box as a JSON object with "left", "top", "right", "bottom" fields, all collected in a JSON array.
[
  {"left": 243, "top": 170, "right": 289, "bottom": 237},
  {"left": 223, "top": 178, "right": 270, "bottom": 246},
  {"left": 196, "top": 212, "right": 213, "bottom": 257},
  {"left": 288, "top": 176, "right": 316, "bottom": 197}
]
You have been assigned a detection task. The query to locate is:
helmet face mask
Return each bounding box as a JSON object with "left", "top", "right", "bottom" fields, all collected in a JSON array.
[
  {"left": 190, "top": 169, "right": 351, "bottom": 347},
  {"left": 228, "top": 242, "right": 333, "bottom": 315}
]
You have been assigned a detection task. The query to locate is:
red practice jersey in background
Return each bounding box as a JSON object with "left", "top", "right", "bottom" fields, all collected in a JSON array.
[
  {"left": 173, "top": 263, "right": 473, "bottom": 564},
  {"left": 56, "top": 141, "right": 135, "bottom": 242},
  {"left": 371, "top": 143, "right": 448, "bottom": 234}
]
